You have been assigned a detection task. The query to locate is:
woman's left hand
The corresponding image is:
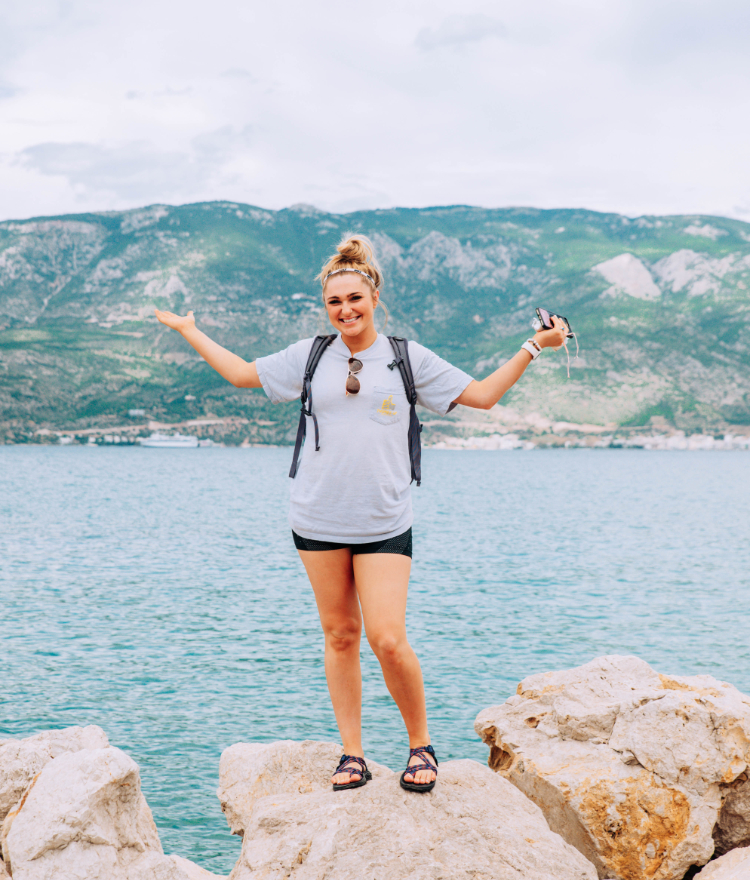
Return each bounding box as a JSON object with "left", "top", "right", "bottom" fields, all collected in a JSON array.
[{"left": 534, "top": 315, "right": 568, "bottom": 349}]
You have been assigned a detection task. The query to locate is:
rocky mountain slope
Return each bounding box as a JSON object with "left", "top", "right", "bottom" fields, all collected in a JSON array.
[{"left": 1, "top": 201, "right": 749, "bottom": 444}]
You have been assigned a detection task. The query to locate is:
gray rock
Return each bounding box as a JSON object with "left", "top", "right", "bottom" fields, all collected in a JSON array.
[
  {"left": 714, "top": 776, "right": 750, "bottom": 856},
  {"left": 695, "top": 846, "right": 750, "bottom": 879},
  {"left": 218, "top": 739, "right": 597, "bottom": 880},
  {"left": 169, "top": 854, "right": 228, "bottom": 879},
  {"left": 218, "top": 739, "right": 392, "bottom": 835},
  {"left": 2, "top": 746, "right": 191, "bottom": 880},
  {"left": 474, "top": 655, "right": 750, "bottom": 880},
  {"left": 0, "top": 726, "right": 109, "bottom": 822}
]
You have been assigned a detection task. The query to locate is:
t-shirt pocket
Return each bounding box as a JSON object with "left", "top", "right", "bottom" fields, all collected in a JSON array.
[{"left": 369, "top": 386, "right": 407, "bottom": 426}]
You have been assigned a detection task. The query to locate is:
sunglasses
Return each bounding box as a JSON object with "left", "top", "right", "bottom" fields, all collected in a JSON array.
[{"left": 346, "top": 357, "right": 363, "bottom": 395}]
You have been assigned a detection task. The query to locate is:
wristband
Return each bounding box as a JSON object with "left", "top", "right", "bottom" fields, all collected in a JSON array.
[{"left": 521, "top": 339, "right": 541, "bottom": 360}]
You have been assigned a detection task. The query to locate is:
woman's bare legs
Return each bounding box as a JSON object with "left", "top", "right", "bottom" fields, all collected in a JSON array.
[
  {"left": 298, "top": 548, "right": 436, "bottom": 786},
  {"left": 353, "top": 553, "right": 436, "bottom": 786},
  {"left": 296, "top": 548, "right": 363, "bottom": 785}
]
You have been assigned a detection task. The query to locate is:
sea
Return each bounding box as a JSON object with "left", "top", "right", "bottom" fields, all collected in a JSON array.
[{"left": 2, "top": 446, "right": 749, "bottom": 875}]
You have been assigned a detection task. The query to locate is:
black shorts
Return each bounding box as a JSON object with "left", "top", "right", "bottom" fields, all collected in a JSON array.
[{"left": 292, "top": 527, "right": 412, "bottom": 558}]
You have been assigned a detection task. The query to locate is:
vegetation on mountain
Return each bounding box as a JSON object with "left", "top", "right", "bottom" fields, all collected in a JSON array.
[{"left": 1, "top": 201, "right": 748, "bottom": 444}]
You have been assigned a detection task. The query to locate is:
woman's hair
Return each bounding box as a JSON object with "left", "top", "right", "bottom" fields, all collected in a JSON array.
[{"left": 317, "top": 233, "right": 384, "bottom": 293}]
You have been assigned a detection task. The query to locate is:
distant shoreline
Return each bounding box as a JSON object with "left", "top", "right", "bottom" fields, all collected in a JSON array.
[{"left": 3, "top": 433, "right": 749, "bottom": 451}]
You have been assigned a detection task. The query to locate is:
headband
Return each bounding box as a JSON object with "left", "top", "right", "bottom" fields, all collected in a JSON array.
[{"left": 324, "top": 267, "right": 375, "bottom": 285}]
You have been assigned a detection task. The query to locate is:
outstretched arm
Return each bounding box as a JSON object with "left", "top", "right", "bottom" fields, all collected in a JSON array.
[
  {"left": 452, "top": 317, "right": 568, "bottom": 410},
  {"left": 154, "top": 309, "right": 262, "bottom": 389}
]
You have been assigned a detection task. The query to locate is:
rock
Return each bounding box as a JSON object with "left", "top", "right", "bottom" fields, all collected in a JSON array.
[
  {"left": 2, "top": 746, "right": 191, "bottom": 880},
  {"left": 593, "top": 253, "right": 662, "bottom": 300},
  {"left": 0, "top": 726, "right": 109, "bottom": 822},
  {"left": 695, "top": 846, "right": 750, "bottom": 879},
  {"left": 217, "top": 739, "right": 393, "bottom": 835},
  {"left": 218, "top": 739, "right": 597, "bottom": 880},
  {"left": 474, "top": 655, "right": 750, "bottom": 880},
  {"left": 714, "top": 776, "right": 750, "bottom": 856},
  {"left": 169, "top": 854, "right": 228, "bottom": 879}
]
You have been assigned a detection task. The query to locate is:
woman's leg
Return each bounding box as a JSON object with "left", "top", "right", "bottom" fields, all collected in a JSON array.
[
  {"left": 353, "top": 553, "right": 436, "bottom": 786},
  {"left": 297, "top": 548, "right": 364, "bottom": 785}
]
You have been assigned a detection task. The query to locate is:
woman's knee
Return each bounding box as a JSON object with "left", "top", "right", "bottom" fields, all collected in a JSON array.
[
  {"left": 367, "top": 630, "right": 408, "bottom": 662},
  {"left": 323, "top": 619, "right": 361, "bottom": 652}
]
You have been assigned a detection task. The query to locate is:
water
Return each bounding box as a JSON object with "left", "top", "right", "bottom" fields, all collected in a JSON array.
[{"left": 1, "top": 446, "right": 749, "bottom": 874}]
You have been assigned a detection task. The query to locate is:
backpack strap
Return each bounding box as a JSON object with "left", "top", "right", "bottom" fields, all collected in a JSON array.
[
  {"left": 387, "top": 336, "right": 422, "bottom": 486},
  {"left": 289, "top": 335, "right": 336, "bottom": 479}
]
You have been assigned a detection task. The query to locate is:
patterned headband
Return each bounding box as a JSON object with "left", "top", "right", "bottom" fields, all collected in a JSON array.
[{"left": 324, "top": 267, "right": 375, "bottom": 285}]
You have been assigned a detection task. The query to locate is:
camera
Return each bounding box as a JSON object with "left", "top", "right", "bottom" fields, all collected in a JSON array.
[{"left": 532, "top": 307, "right": 574, "bottom": 339}]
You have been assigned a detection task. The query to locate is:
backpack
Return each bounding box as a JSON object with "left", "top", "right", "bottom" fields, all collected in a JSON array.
[{"left": 289, "top": 335, "right": 422, "bottom": 485}]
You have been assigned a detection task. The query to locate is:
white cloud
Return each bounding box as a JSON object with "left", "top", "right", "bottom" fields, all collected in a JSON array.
[
  {"left": 19, "top": 141, "right": 197, "bottom": 201},
  {"left": 0, "top": 0, "right": 749, "bottom": 221},
  {"left": 18, "top": 125, "right": 255, "bottom": 202},
  {"left": 220, "top": 68, "right": 257, "bottom": 81},
  {"left": 415, "top": 14, "right": 506, "bottom": 50},
  {"left": 0, "top": 82, "right": 20, "bottom": 99}
]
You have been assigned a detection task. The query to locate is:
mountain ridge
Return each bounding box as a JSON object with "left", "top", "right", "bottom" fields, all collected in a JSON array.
[{"left": 1, "top": 200, "right": 749, "bottom": 445}]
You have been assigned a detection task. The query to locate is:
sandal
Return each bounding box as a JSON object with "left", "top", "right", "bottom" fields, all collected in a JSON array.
[
  {"left": 400, "top": 744, "right": 438, "bottom": 793},
  {"left": 332, "top": 754, "right": 372, "bottom": 791}
]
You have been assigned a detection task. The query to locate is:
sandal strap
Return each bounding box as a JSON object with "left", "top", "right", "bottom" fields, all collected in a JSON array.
[
  {"left": 404, "top": 761, "right": 435, "bottom": 774},
  {"left": 404, "top": 744, "right": 438, "bottom": 780},
  {"left": 334, "top": 754, "right": 367, "bottom": 779},
  {"left": 408, "top": 745, "right": 438, "bottom": 768}
]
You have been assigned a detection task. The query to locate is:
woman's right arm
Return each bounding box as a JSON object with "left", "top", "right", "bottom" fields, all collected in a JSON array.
[{"left": 154, "top": 309, "right": 262, "bottom": 389}]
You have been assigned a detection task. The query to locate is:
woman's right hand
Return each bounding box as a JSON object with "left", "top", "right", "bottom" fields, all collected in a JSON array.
[
  {"left": 154, "top": 309, "right": 195, "bottom": 334},
  {"left": 533, "top": 315, "right": 568, "bottom": 350}
]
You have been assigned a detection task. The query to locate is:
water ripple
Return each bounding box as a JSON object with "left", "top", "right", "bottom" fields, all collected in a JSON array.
[{"left": 1, "top": 447, "right": 748, "bottom": 873}]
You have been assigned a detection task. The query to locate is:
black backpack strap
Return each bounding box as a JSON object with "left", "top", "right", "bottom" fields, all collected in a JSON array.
[
  {"left": 289, "top": 335, "right": 336, "bottom": 479},
  {"left": 387, "top": 336, "right": 422, "bottom": 486}
]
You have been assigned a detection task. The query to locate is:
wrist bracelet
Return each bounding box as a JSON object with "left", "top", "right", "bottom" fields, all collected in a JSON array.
[{"left": 521, "top": 339, "right": 542, "bottom": 360}]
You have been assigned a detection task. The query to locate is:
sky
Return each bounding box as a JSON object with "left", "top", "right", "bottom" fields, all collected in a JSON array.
[{"left": 1, "top": 0, "right": 750, "bottom": 222}]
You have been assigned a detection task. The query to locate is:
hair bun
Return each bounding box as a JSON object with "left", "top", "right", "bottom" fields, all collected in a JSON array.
[
  {"left": 337, "top": 235, "right": 374, "bottom": 264},
  {"left": 318, "top": 232, "right": 384, "bottom": 290}
]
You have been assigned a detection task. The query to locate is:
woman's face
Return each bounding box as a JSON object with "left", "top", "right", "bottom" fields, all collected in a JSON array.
[{"left": 323, "top": 274, "right": 379, "bottom": 339}]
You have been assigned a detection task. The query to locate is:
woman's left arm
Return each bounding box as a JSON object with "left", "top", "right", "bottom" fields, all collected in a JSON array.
[{"left": 453, "top": 317, "right": 568, "bottom": 410}]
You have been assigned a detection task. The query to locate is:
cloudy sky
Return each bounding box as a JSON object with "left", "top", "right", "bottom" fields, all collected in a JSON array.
[{"left": 2, "top": 0, "right": 749, "bottom": 222}]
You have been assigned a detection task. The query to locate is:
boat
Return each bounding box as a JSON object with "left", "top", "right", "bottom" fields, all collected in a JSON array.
[{"left": 137, "top": 432, "right": 199, "bottom": 448}]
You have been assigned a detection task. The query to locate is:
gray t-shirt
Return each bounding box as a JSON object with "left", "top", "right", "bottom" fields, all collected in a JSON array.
[{"left": 256, "top": 333, "right": 473, "bottom": 542}]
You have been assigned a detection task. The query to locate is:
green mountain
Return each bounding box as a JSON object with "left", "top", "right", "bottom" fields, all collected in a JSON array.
[{"left": 1, "top": 201, "right": 749, "bottom": 445}]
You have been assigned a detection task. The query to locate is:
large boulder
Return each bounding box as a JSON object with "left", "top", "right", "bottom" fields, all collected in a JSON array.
[
  {"left": 218, "top": 739, "right": 393, "bottom": 834},
  {"left": 0, "top": 726, "right": 109, "bottom": 823},
  {"left": 474, "top": 655, "right": 750, "bottom": 880},
  {"left": 695, "top": 846, "right": 750, "bottom": 879},
  {"left": 1, "top": 745, "right": 206, "bottom": 880},
  {"left": 218, "top": 739, "right": 597, "bottom": 880}
]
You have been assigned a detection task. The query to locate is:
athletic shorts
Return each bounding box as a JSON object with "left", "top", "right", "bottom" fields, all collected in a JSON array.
[{"left": 292, "top": 527, "right": 412, "bottom": 558}]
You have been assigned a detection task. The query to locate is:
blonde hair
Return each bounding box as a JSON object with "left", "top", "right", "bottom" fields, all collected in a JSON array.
[{"left": 318, "top": 233, "right": 384, "bottom": 292}]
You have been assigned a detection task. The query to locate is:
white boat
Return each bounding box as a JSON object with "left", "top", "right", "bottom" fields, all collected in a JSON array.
[{"left": 138, "top": 432, "right": 199, "bottom": 448}]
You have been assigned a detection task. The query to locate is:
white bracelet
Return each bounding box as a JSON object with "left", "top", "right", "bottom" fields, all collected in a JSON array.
[{"left": 521, "top": 339, "right": 541, "bottom": 360}]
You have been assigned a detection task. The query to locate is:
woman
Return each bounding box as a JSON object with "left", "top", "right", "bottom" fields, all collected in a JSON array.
[{"left": 155, "top": 234, "right": 566, "bottom": 793}]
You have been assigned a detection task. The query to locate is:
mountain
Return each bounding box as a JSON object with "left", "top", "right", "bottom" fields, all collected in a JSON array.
[{"left": 1, "top": 201, "right": 749, "bottom": 445}]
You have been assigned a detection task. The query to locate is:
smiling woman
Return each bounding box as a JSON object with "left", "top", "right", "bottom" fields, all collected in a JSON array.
[
  {"left": 153, "top": 232, "right": 567, "bottom": 796},
  {"left": 317, "top": 235, "right": 387, "bottom": 337}
]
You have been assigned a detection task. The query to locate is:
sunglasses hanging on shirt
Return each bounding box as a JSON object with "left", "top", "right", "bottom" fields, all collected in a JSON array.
[{"left": 346, "top": 358, "right": 363, "bottom": 395}]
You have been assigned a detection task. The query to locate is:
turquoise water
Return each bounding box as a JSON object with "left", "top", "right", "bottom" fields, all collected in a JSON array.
[{"left": 2, "top": 447, "right": 749, "bottom": 874}]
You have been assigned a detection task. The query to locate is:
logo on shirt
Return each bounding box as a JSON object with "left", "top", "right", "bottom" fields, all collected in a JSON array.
[{"left": 376, "top": 395, "right": 397, "bottom": 416}]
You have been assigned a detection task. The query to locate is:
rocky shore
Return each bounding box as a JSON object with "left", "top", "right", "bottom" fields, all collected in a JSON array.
[{"left": 2, "top": 655, "right": 749, "bottom": 879}]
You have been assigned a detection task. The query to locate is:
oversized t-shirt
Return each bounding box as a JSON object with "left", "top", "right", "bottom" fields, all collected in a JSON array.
[{"left": 255, "top": 333, "right": 473, "bottom": 542}]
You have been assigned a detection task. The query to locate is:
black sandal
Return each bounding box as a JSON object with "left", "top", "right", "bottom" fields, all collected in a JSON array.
[
  {"left": 332, "top": 754, "right": 372, "bottom": 791},
  {"left": 399, "top": 744, "right": 438, "bottom": 793}
]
